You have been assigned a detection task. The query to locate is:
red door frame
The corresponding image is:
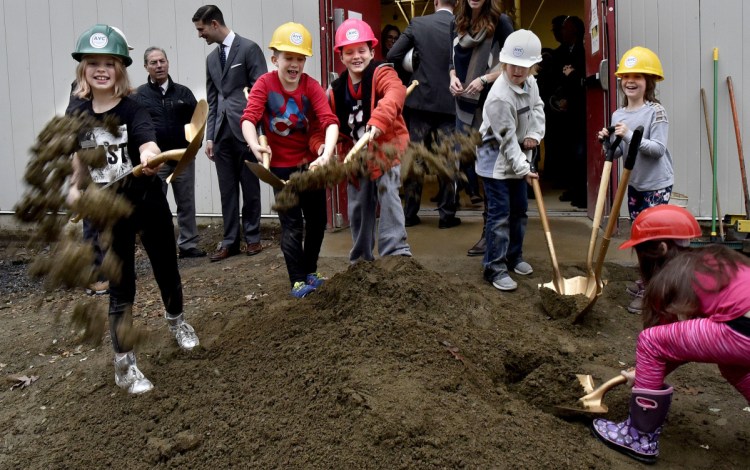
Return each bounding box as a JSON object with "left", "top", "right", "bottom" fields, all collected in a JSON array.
[{"left": 584, "top": 0, "right": 618, "bottom": 218}]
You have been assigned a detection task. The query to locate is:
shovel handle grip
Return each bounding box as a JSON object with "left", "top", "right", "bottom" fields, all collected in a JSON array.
[
  {"left": 132, "top": 149, "right": 184, "bottom": 177},
  {"left": 343, "top": 131, "right": 372, "bottom": 164},
  {"left": 258, "top": 134, "right": 271, "bottom": 170}
]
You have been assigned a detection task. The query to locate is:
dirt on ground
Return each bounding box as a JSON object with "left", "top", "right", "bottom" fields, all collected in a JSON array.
[{"left": 0, "top": 223, "right": 747, "bottom": 469}]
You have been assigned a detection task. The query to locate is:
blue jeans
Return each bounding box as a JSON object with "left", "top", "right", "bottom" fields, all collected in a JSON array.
[{"left": 482, "top": 177, "right": 529, "bottom": 282}]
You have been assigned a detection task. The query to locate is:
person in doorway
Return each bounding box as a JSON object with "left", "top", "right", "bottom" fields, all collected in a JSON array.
[
  {"left": 192, "top": 4, "right": 268, "bottom": 262},
  {"left": 449, "top": 0, "right": 514, "bottom": 256},
  {"left": 551, "top": 15, "right": 587, "bottom": 208},
  {"left": 597, "top": 46, "right": 673, "bottom": 314},
  {"left": 240, "top": 22, "right": 339, "bottom": 298},
  {"left": 381, "top": 24, "right": 401, "bottom": 58},
  {"left": 592, "top": 205, "right": 750, "bottom": 464},
  {"left": 134, "top": 47, "right": 206, "bottom": 259},
  {"left": 67, "top": 24, "right": 200, "bottom": 394},
  {"left": 475, "top": 29, "right": 544, "bottom": 292},
  {"left": 387, "top": 0, "right": 460, "bottom": 229},
  {"left": 319, "top": 18, "right": 412, "bottom": 263}
]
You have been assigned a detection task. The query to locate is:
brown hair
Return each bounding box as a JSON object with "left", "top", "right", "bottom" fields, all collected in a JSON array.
[
  {"left": 642, "top": 244, "right": 750, "bottom": 327},
  {"left": 621, "top": 74, "right": 660, "bottom": 107},
  {"left": 454, "top": 0, "right": 504, "bottom": 37},
  {"left": 73, "top": 55, "right": 131, "bottom": 100}
]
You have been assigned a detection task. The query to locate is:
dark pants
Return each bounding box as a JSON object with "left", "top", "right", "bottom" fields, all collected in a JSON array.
[
  {"left": 482, "top": 177, "right": 528, "bottom": 282},
  {"left": 214, "top": 123, "right": 261, "bottom": 249},
  {"left": 83, "top": 218, "right": 106, "bottom": 282},
  {"left": 108, "top": 176, "right": 183, "bottom": 352},
  {"left": 273, "top": 167, "right": 327, "bottom": 286},
  {"left": 403, "top": 110, "right": 457, "bottom": 222},
  {"left": 455, "top": 119, "right": 482, "bottom": 198},
  {"left": 158, "top": 159, "right": 199, "bottom": 251}
]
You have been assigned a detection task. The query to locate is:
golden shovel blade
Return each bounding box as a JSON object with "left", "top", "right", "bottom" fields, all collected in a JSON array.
[
  {"left": 245, "top": 161, "right": 286, "bottom": 190},
  {"left": 167, "top": 99, "right": 208, "bottom": 184}
]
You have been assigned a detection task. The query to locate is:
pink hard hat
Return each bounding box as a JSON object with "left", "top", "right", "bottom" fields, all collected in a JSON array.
[{"left": 334, "top": 18, "right": 378, "bottom": 53}]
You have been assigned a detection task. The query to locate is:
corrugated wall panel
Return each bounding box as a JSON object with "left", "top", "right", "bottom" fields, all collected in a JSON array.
[
  {"left": 0, "top": 0, "right": 319, "bottom": 218},
  {"left": 617, "top": 0, "right": 749, "bottom": 219}
]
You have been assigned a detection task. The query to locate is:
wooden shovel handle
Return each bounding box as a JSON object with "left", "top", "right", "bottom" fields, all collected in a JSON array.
[
  {"left": 131, "top": 149, "right": 185, "bottom": 177},
  {"left": 258, "top": 134, "right": 271, "bottom": 170}
]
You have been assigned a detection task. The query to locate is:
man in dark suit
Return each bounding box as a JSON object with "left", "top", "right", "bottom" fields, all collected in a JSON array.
[
  {"left": 192, "top": 5, "right": 268, "bottom": 261},
  {"left": 387, "top": 0, "right": 460, "bottom": 229}
]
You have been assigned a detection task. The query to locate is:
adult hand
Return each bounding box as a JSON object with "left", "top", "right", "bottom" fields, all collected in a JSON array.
[
  {"left": 597, "top": 127, "right": 610, "bottom": 142},
  {"left": 205, "top": 140, "right": 214, "bottom": 161},
  {"left": 449, "top": 75, "right": 464, "bottom": 97},
  {"left": 463, "top": 77, "right": 485, "bottom": 96}
]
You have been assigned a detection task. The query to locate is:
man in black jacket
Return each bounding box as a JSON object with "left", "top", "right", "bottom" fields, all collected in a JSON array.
[
  {"left": 387, "top": 0, "right": 460, "bottom": 229},
  {"left": 134, "top": 47, "right": 206, "bottom": 258}
]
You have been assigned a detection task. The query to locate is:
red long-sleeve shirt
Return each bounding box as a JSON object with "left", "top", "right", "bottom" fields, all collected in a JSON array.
[{"left": 241, "top": 71, "right": 338, "bottom": 168}]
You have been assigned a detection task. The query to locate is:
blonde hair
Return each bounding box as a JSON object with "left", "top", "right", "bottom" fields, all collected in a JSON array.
[
  {"left": 73, "top": 55, "right": 131, "bottom": 100},
  {"left": 501, "top": 62, "right": 540, "bottom": 76}
]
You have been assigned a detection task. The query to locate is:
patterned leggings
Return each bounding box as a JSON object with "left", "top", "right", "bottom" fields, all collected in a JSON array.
[
  {"left": 627, "top": 184, "right": 672, "bottom": 220},
  {"left": 635, "top": 318, "right": 750, "bottom": 402}
]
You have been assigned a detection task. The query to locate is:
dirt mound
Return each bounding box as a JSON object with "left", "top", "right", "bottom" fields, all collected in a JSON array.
[{"left": 1, "top": 235, "right": 747, "bottom": 469}]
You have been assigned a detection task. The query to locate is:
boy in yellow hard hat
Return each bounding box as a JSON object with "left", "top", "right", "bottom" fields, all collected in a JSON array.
[{"left": 240, "top": 22, "right": 339, "bottom": 298}]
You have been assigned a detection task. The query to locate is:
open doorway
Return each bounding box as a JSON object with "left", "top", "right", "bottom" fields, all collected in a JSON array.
[{"left": 375, "top": 0, "right": 593, "bottom": 218}]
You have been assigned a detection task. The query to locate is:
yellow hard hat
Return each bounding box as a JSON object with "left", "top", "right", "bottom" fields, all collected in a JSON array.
[
  {"left": 616, "top": 46, "right": 664, "bottom": 81},
  {"left": 269, "top": 22, "right": 313, "bottom": 57}
]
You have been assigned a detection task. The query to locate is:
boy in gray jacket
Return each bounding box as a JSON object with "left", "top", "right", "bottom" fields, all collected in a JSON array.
[{"left": 475, "top": 30, "right": 544, "bottom": 292}]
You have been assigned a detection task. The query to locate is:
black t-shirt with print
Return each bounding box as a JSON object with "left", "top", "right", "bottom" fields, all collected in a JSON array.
[{"left": 69, "top": 96, "right": 157, "bottom": 198}]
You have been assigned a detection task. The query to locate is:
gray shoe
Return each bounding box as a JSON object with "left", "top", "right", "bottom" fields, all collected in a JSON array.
[
  {"left": 513, "top": 261, "right": 534, "bottom": 276},
  {"left": 492, "top": 275, "right": 518, "bottom": 291},
  {"left": 627, "top": 295, "right": 643, "bottom": 314},
  {"left": 114, "top": 351, "right": 153, "bottom": 394},
  {"left": 166, "top": 313, "right": 200, "bottom": 350}
]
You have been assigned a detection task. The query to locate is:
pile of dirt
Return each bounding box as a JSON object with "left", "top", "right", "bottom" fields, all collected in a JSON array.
[{"left": 0, "top": 231, "right": 748, "bottom": 468}]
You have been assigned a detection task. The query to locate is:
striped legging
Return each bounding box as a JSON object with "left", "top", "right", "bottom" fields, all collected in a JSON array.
[{"left": 635, "top": 318, "right": 750, "bottom": 402}]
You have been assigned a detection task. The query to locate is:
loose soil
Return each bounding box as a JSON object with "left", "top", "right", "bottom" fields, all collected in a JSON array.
[{"left": 0, "top": 223, "right": 747, "bottom": 469}]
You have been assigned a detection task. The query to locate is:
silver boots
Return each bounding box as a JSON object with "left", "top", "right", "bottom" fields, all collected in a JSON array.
[
  {"left": 113, "top": 351, "right": 154, "bottom": 394},
  {"left": 166, "top": 312, "right": 200, "bottom": 350}
]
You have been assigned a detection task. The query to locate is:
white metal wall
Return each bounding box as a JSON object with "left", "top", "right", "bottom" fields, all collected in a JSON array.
[
  {"left": 0, "top": 0, "right": 320, "bottom": 217},
  {"left": 616, "top": 0, "right": 749, "bottom": 219}
]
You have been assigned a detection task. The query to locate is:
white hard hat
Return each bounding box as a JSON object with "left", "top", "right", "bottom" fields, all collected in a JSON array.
[
  {"left": 402, "top": 48, "right": 415, "bottom": 73},
  {"left": 499, "top": 29, "right": 543, "bottom": 67}
]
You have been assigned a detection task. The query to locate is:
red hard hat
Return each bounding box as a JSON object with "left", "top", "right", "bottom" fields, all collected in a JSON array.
[
  {"left": 619, "top": 205, "right": 702, "bottom": 249},
  {"left": 334, "top": 18, "right": 378, "bottom": 53}
]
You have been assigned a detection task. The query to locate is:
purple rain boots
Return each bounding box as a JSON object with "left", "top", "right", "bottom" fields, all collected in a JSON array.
[{"left": 592, "top": 386, "right": 673, "bottom": 464}]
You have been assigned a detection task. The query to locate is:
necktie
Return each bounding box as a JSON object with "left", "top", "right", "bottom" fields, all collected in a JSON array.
[{"left": 219, "top": 44, "right": 227, "bottom": 70}]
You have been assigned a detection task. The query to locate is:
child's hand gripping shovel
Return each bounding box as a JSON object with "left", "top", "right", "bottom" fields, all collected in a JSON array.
[
  {"left": 573, "top": 126, "right": 643, "bottom": 323},
  {"left": 245, "top": 127, "right": 287, "bottom": 190}
]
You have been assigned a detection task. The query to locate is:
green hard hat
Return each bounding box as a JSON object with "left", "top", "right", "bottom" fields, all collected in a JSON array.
[{"left": 72, "top": 24, "right": 132, "bottom": 66}]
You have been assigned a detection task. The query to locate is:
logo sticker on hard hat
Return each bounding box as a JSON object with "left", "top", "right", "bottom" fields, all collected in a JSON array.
[
  {"left": 625, "top": 56, "right": 638, "bottom": 68},
  {"left": 90, "top": 33, "right": 109, "bottom": 49},
  {"left": 512, "top": 47, "right": 524, "bottom": 57},
  {"left": 290, "top": 32, "right": 303, "bottom": 45},
  {"left": 346, "top": 29, "right": 360, "bottom": 41}
]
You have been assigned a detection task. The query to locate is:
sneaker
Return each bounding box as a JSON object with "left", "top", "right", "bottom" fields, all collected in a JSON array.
[
  {"left": 513, "top": 261, "right": 534, "bottom": 276},
  {"left": 627, "top": 294, "right": 643, "bottom": 314},
  {"left": 626, "top": 279, "right": 645, "bottom": 297},
  {"left": 113, "top": 351, "right": 153, "bottom": 394},
  {"left": 85, "top": 280, "right": 109, "bottom": 296},
  {"left": 291, "top": 281, "right": 316, "bottom": 298},
  {"left": 492, "top": 275, "right": 518, "bottom": 291},
  {"left": 166, "top": 313, "right": 200, "bottom": 350},
  {"left": 306, "top": 272, "right": 327, "bottom": 289}
]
